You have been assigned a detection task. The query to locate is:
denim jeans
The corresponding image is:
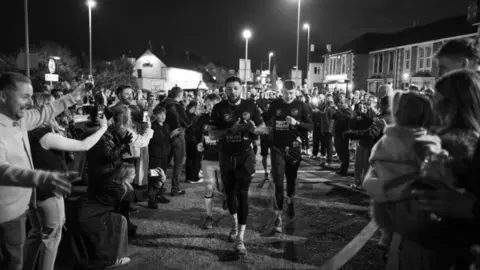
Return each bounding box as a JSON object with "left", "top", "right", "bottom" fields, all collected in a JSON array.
[
  {"left": 354, "top": 144, "right": 371, "bottom": 185},
  {"left": 169, "top": 135, "right": 186, "bottom": 191},
  {"left": 0, "top": 213, "right": 26, "bottom": 270},
  {"left": 23, "top": 196, "right": 65, "bottom": 270}
]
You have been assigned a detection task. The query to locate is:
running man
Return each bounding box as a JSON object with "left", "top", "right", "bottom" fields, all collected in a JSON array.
[
  {"left": 263, "top": 80, "right": 313, "bottom": 233},
  {"left": 209, "top": 76, "right": 269, "bottom": 255},
  {"left": 195, "top": 94, "right": 225, "bottom": 229}
]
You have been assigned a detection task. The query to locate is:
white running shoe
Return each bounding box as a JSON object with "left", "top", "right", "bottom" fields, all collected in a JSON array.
[{"left": 106, "top": 257, "right": 130, "bottom": 268}]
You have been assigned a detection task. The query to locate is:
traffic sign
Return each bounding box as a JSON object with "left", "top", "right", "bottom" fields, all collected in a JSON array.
[
  {"left": 45, "top": 74, "right": 59, "bottom": 82},
  {"left": 48, "top": 59, "right": 56, "bottom": 74}
]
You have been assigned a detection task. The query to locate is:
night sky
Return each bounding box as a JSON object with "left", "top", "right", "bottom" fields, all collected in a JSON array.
[{"left": 0, "top": 0, "right": 470, "bottom": 73}]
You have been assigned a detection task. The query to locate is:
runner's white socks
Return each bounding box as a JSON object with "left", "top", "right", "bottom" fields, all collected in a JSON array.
[{"left": 238, "top": 224, "right": 246, "bottom": 241}]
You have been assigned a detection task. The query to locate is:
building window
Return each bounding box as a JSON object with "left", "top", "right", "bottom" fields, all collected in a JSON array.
[
  {"left": 388, "top": 51, "right": 395, "bottom": 72},
  {"left": 341, "top": 55, "right": 347, "bottom": 73},
  {"left": 373, "top": 53, "right": 383, "bottom": 74},
  {"left": 329, "top": 58, "right": 334, "bottom": 74},
  {"left": 417, "top": 44, "right": 433, "bottom": 70},
  {"left": 314, "top": 67, "right": 318, "bottom": 74},
  {"left": 404, "top": 48, "right": 411, "bottom": 70}
]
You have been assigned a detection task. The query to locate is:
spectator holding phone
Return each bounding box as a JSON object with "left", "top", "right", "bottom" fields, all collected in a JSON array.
[
  {"left": 0, "top": 72, "right": 87, "bottom": 270},
  {"left": 25, "top": 93, "right": 109, "bottom": 270}
]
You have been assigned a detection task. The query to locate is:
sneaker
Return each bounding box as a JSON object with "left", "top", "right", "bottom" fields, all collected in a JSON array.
[
  {"left": 235, "top": 239, "right": 247, "bottom": 255},
  {"left": 156, "top": 194, "right": 171, "bottom": 204},
  {"left": 106, "top": 257, "right": 130, "bottom": 268},
  {"left": 187, "top": 179, "right": 204, "bottom": 184},
  {"left": 170, "top": 189, "right": 187, "bottom": 196},
  {"left": 202, "top": 216, "right": 214, "bottom": 230},
  {"left": 228, "top": 229, "right": 237, "bottom": 242},
  {"left": 274, "top": 215, "right": 283, "bottom": 233},
  {"left": 147, "top": 200, "right": 159, "bottom": 210}
]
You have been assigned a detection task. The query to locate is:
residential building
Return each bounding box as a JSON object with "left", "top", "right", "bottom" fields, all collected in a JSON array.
[
  {"left": 306, "top": 49, "right": 327, "bottom": 89},
  {"left": 367, "top": 15, "right": 477, "bottom": 93},
  {"left": 323, "top": 33, "right": 389, "bottom": 93},
  {"left": 133, "top": 49, "right": 214, "bottom": 95}
]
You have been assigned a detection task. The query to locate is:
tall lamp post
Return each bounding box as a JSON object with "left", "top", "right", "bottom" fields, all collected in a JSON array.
[
  {"left": 296, "top": 0, "right": 302, "bottom": 71},
  {"left": 243, "top": 29, "right": 252, "bottom": 90},
  {"left": 24, "top": 0, "right": 30, "bottom": 77},
  {"left": 303, "top": 23, "right": 310, "bottom": 73},
  {"left": 87, "top": 0, "right": 96, "bottom": 78},
  {"left": 268, "top": 52, "right": 274, "bottom": 73}
]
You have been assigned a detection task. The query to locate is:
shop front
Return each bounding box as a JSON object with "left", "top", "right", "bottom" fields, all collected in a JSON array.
[{"left": 324, "top": 74, "right": 351, "bottom": 92}]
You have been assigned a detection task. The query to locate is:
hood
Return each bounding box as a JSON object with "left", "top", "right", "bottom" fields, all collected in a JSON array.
[{"left": 163, "top": 98, "right": 178, "bottom": 107}]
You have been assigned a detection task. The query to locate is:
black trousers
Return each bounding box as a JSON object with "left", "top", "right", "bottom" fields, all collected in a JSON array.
[
  {"left": 219, "top": 149, "right": 256, "bottom": 225},
  {"left": 300, "top": 131, "right": 309, "bottom": 151},
  {"left": 185, "top": 146, "right": 202, "bottom": 182},
  {"left": 312, "top": 128, "right": 322, "bottom": 156},
  {"left": 271, "top": 145, "right": 301, "bottom": 211},
  {"left": 320, "top": 133, "right": 334, "bottom": 163},
  {"left": 334, "top": 134, "right": 350, "bottom": 172}
]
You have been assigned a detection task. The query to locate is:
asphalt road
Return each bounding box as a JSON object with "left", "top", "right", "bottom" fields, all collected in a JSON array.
[{"left": 116, "top": 154, "right": 385, "bottom": 270}]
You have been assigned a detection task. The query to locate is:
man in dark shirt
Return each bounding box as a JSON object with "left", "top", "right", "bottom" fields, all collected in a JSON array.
[
  {"left": 160, "top": 86, "right": 190, "bottom": 196},
  {"left": 333, "top": 98, "right": 354, "bottom": 175},
  {"left": 263, "top": 80, "right": 313, "bottom": 233},
  {"left": 195, "top": 94, "right": 225, "bottom": 230},
  {"left": 209, "top": 76, "right": 269, "bottom": 255}
]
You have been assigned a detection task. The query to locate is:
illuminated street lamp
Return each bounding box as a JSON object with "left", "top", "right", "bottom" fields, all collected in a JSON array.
[
  {"left": 243, "top": 29, "right": 252, "bottom": 89},
  {"left": 87, "top": 0, "right": 96, "bottom": 77},
  {"left": 303, "top": 23, "right": 310, "bottom": 73},
  {"left": 268, "top": 52, "right": 274, "bottom": 73},
  {"left": 295, "top": 0, "right": 302, "bottom": 71}
]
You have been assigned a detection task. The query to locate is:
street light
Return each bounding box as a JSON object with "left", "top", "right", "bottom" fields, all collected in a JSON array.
[
  {"left": 243, "top": 29, "right": 252, "bottom": 90},
  {"left": 268, "top": 52, "right": 274, "bottom": 73},
  {"left": 303, "top": 23, "right": 310, "bottom": 74},
  {"left": 295, "top": 0, "right": 302, "bottom": 71},
  {"left": 87, "top": 0, "right": 96, "bottom": 78},
  {"left": 24, "top": 0, "right": 30, "bottom": 77}
]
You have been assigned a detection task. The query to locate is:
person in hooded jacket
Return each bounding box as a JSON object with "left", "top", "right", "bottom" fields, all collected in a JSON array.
[
  {"left": 332, "top": 98, "right": 353, "bottom": 175},
  {"left": 344, "top": 102, "right": 374, "bottom": 188}
]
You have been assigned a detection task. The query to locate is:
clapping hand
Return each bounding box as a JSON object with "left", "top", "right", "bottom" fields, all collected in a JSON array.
[
  {"left": 44, "top": 171, "right": 81, "bottom": 197},
  {"left": 170, "top": 128, "right": 180, "bottom": 138},
  {"left": 229, "top": 119, "right": 244, "bottom": 134},
  {"left": 286, "top": 116, "right": 298, "bottom": 126},
  {"left": 197, "top": 142, "right": 205, "bottom": 152},
  {"left": 120, "top": 131, "right": 133, "bottom": 145}
]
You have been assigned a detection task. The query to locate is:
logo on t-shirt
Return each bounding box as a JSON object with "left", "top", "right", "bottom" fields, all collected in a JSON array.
[
  {"left": 276, "top": 109, "right": 282, "bottom": 116},
  {"left": 291, "top": 109, "right": 299, "bottom": 116},
  {"left": 242, "top": 112, "right": 251, "bottom": 121},
  {"left": 224, "top": 113, "right": 232, "bottom": 122}
]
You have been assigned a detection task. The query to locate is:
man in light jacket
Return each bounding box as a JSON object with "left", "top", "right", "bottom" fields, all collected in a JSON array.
[{"left": 0, "top": 72, "right": 86, "bottom": 270}]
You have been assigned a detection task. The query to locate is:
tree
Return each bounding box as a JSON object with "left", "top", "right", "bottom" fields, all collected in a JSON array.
[
  {"left": 27, "top": 41, "right": 82, "bottom": 91},
  {"left": 0, "top": 53, "right": 18, "bottom": 75},
  {"left": 94, "top": 57, "right": 138, "bottom": 91}
]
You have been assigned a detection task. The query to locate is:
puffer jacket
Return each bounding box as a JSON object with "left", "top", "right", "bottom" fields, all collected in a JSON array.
[{"left": 372, "top": 128, "right": 480, "bottom": 253}]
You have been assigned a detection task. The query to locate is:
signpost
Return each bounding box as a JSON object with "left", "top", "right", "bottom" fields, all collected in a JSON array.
[
  {"left": 45, "top": 58, "right": 57, "bottom": 86},
  {"left": 45, "top": 74, "right": 59, "bottom": 82}
]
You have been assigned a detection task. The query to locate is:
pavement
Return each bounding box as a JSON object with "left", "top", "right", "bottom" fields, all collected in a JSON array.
[{"left": 113, "top": 154, "right": 385, "bottom": 270}]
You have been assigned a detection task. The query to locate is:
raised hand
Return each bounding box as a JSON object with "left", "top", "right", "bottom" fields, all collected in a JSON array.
[{"left": 120, "top": 131, "right": 133, "bottom": 145}]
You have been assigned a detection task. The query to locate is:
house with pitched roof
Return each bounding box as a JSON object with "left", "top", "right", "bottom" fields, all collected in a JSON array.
[
  {"left": 323, "top": 33, "right": 390, "bottom": 92},
  {"left": 367, "top": 15, "right": 477, "bottom": 93},
  {"left": 133, "top": 49, "right": 217, "bottom": 95}
]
